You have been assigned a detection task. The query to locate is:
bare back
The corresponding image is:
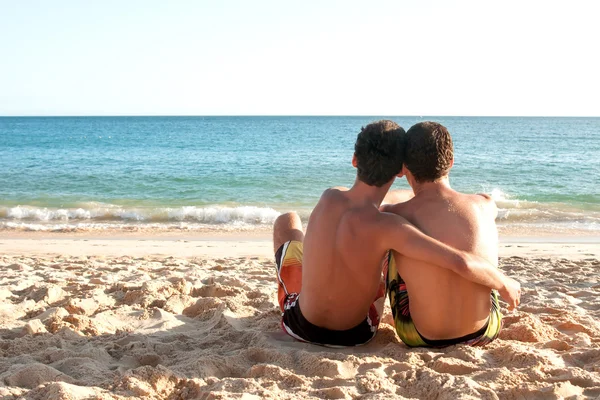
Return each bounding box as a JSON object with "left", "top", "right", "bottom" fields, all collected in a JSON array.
[
  {"left": 300, "top": 189, "right": 388, "bottom": 330},
  {"left": 389, "top": 188, "right": 498, "bottom": 340}
]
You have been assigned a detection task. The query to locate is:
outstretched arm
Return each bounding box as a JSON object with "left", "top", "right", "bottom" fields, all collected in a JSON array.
[{"left": 381, "top": 213, "right": 521, "bottom": 308}]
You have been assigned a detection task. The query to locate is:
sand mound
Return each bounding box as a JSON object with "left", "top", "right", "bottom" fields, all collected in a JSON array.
[{"left": 0, "top": 254, "right": 599, "bottom": 399}]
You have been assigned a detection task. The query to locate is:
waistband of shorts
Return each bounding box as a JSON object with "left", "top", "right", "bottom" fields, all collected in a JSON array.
[{"left": 419, "top": 319, "right": 489, "bottom": 347}]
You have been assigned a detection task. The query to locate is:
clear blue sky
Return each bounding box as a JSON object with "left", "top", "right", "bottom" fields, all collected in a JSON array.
[{"left": 1, "top": 0, "right": 598, "bottom": 116}]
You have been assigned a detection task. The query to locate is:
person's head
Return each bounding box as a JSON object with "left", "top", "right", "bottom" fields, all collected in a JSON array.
[
  {"left": 353, "top": 120, "right": 406, "bottom": 187},
  {"left": 403, "top": 121, "right": 454, "bottom": 183}
]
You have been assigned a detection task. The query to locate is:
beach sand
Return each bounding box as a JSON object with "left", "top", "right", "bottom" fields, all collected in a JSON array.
[{"left": 0, "top": 234, "right": 599, "bottom": 399}]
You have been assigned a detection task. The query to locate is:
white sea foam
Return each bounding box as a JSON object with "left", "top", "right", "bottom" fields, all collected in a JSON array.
[
  {"left": 6, "top": 206, "right": 94, "bottom": 221},
  {"left": 0, "top": 205, "right": 282, "bottom": 225},
  {"left": 1, "top": 194, "right": 598, "bottom": 233},
  {"left": 488, "top": 188, "right": 600, "bottom": 232},
  {"left": 166, "top": 206, "right": 280, "bottom": 224},
  {"left": 0, "top": 221, "right": 273, "bottom": 232}
]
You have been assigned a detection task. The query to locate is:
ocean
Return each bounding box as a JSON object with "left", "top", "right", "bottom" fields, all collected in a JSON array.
[{"left": 1, "top": 116, "right": 598, "bottom": 235}]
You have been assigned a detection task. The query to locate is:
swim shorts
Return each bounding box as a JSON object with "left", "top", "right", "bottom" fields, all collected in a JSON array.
[
  {"left": 275, "top": 240, "right": 385, "bottom": 347},
  {"left": 384, "top": 251, "right": 503, "bottom": 347}
]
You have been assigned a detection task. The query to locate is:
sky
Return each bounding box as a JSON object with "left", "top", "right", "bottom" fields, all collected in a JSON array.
[{"left": 0, "top": 0, "right": 599, "bottom": 116}]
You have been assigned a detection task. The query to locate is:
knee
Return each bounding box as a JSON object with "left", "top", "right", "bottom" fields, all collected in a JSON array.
[
  {"left": 274, "top": 212, "right": 301, "bottom": 230},
  {"left": 273, "top": 212, "right": 304, "bottom": 252}
]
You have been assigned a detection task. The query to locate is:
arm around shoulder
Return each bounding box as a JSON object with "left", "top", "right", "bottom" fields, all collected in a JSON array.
[
  {"left": 380, "top": 213, "right": 508, "bottom": 291},
  {"left": 380, "top": 213, "right": 467, "bottom": 274}
]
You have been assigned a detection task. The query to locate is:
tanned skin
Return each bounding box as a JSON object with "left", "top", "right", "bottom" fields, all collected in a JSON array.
[
  {"left": 274, "top": 157, "right": 520, "bottom": 331},
  {"left": 383, "top": 161, "right": 521, "bottom": 340}
]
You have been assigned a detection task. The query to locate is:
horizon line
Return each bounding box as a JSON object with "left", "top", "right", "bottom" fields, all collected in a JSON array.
[{"left": 1, "top": 114, "right": 599, "bottom": 118}]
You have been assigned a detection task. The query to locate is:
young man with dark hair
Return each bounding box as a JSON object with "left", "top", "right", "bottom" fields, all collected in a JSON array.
[
  {"left": 384, "top": 121, "right": 517, "bottom": 347},
  {"left": 273, "top": 120, "right": 520, "bottom": 347}
]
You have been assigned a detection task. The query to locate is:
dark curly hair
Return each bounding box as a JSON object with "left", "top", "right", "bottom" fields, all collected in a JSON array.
[
  {"left": 354, "top": 120, "right": 406, "bottom": 187},
  {"left": 404, "top": 121, "right": 453, "bottom": 182}
]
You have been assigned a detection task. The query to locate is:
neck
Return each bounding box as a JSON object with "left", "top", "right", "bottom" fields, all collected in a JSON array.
[
  {"left": 349, "top": 178, "right": 394, "bottom": 207},
  {"left": 412, "top": 176, "right": 451, "bottom": 196}
]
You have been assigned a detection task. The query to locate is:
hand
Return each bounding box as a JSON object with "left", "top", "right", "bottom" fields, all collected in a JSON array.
[{"left": 498, "top": 277, "right": 521, "bottom": 310}]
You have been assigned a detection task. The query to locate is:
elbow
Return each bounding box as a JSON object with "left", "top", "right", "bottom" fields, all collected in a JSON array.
[{"left": 452, "top": 253, "right": 470, "bottom": 276}]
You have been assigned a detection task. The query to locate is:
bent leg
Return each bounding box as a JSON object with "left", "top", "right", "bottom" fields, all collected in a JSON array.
[
  {"left": 273, "top": 212, "right": 304, "bottom": 311},
  {"left": 273, "top": 212, "right": 304, "bottom": 253}
]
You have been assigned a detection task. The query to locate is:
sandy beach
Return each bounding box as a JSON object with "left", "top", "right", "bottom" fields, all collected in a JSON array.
[
  {"left": 0, "top": 234, "right": 597, "bottom": 399},
  {"left": 3, "top": 0, "right": 600, "bottom": 397}
]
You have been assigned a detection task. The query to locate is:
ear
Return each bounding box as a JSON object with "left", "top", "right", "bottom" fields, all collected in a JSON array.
[
  {"left": 352, "top": 154, "right": 358, "bottom": 168},
  {"left": 449, "top": 158, "right": 454, "bottom": 169}
]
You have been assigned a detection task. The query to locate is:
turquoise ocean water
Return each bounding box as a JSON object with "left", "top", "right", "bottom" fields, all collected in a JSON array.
[{"left": 1, "top": 116, "right": 598, "bottom": 234}]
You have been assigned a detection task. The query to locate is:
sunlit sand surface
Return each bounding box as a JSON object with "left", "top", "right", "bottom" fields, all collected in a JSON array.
[{"left": 0, "top": 237, "right": 598, "bottom": 399}]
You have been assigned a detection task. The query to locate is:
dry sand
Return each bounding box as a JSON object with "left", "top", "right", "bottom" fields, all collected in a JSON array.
[{"left": 0, "top": 235, "right": 599, "bottom": 399}]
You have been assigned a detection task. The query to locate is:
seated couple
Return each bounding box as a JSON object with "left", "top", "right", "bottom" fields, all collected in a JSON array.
[{"left": 272, "top": 120, "right": 521, "bottom": 348}]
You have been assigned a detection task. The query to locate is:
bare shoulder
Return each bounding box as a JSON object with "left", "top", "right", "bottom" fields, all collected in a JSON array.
[
  {"left": 322, "top": 187, "right": 350, "bottom": 198},
  {"left": 319, "top": 187, "right": 348, "bottom": 204},
  {"left": 472, "top": 192, "right": 495, "bottom": 207},
  {"left": 470, "top": 193, "right": 498, "bottom": 218},
  {"left": 310, "top": 189, "right": 350, "bottom": 222},
  {"left": 381, "top": 197, "right": 414, "bottom": 218}
]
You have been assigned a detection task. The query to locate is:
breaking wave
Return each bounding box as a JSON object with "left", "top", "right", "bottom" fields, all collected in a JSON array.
[
  {"left": 0, "top": 204, "right": 281, "bottom": 226},
  {"left": 0, "top": 190, "right": 598, "bottom": 233}
]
